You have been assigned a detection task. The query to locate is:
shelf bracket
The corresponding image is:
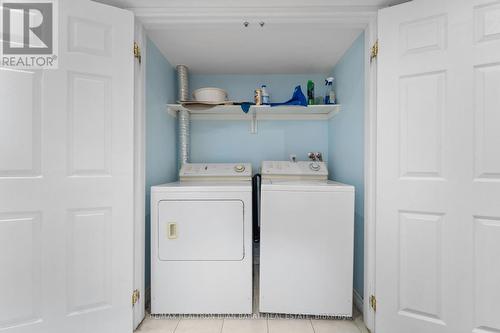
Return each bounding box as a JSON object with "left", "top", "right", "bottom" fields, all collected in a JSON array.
[{"left": 250, "top": 111, "right": 257, "bottom": 134}]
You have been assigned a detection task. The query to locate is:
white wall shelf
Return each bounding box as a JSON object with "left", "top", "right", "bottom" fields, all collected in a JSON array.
[
  {"left": 166, "top": 104, "right": 341, "bottom": 133},
  {"left": 166, "top": 104, "right": 340, "bottom": 120}
]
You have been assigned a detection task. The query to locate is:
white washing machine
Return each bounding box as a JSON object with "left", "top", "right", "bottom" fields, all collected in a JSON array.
[
  {"left": 151, "top": 163, "right": 253, "bottom": 314},
  {"left": 259, "top": 161, "right": 355, "bottom": 316}
]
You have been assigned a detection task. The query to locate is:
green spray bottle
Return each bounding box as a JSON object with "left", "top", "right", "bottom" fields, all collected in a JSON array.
[{"left": 307, "top": 80, "right": 315, "bottom": 105}]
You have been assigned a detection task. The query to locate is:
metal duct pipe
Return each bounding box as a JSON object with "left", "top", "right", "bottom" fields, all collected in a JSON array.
[
  {"left": 176, "top": 65, "right": 190, "bottom": 166},
  {"left": 178, "top": 109, "right": 190, "bottom": 166},
  {"left": 176, "top": 65, "right": 189, "bottom": 101}
]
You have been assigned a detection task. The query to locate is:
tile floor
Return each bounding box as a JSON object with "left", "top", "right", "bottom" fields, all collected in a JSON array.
[
  {"left": 137, "top": 289, "right": 369, "bottom": 333},
  {"left": 136, "top": 311, "right": 369, "bottom": 333}
]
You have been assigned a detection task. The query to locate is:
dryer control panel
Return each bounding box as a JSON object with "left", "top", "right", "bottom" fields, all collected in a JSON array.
[
  {"left": 180, "top": 163, "right": 252, "bottom": 181},
  {"left": 261, "top": 161, "right": 328, "bottom": 180}
]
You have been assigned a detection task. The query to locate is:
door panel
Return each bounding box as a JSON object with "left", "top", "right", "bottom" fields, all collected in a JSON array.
[
  {"left": 0, "top": 1, "right": 134, "bottom": 332},
  {"left": 0, "top": 212, "right": 42, "bottom": 329},
  {"left": 474, "top": 217, "right": 500, "bottom": 331},
  {"left": 0, "top": 69, "right": 42, "bottom": 177},
  {"left": 67, "top": 72, "right": 112, "bottom": 176},
  {"left": 399, "top": 15, "right": 447, "bottom": 55},
  {"left": 398, "top": 211, "right": 444, "bottom": 325},
  {"left": 399, "top": 71, "right": 445, "bottom": 179},
  {"left": 66, "top": 208, "right": 112, "bottom": 315},
  {"left": 377, "top": 0, "right": 500, "bottom": 332},
  {"left": 474, "top": 63, "right": 500, "bottom": 179},
  {"left": 474, "top": 2, "right": 500, "bottom": 43},
  {"left": 67, "top": 17, "right": 112, "bottom": 56}
]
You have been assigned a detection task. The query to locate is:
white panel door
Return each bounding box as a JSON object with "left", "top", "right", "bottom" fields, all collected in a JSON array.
[
  {"left": 0, "top": 1, "right": 134, "bottom": 333},
  {"left": 132, "top": 21, "right": 146, "bottom": 331},
  {"left": 377, "top": 0, "right": 500, "bottom": 333}
]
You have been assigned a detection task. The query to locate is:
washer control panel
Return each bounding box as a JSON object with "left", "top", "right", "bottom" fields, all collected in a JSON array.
[
  {"left": 261, "top": 161, "right": 328, "bottom": 180},
  {"left": 180, "top": 163, "right": 252, "bottom": 181}
]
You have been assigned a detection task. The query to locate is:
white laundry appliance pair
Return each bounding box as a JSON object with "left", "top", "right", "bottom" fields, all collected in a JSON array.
[
  {"left": 151, "top": 163, "right": 253, "bottom": 314},
  {"left": 151, "top": 160, "right": 354, "bottom": 317},
  {"left": 259, "top": 161, "right": 355, "bottom": 317}
]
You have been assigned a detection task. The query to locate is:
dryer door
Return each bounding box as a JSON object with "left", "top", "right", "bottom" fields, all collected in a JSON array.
[{"left": 158, "top": 200, "right": 244, "bottom": 261}]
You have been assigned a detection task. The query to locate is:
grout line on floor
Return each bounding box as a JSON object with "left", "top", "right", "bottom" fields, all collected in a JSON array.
[
  {"left": 172, "top": 316, "right": 181, "bottom": 333},
  {"left": 220, "top": 318, "right": 225, "bottom": 333},
  {"left": 309, "top": 318, "right": 316, "bottom": 333}
]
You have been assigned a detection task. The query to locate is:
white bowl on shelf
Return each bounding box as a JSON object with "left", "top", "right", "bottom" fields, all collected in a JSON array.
[{"left": 192, "top": 87, "right": 228, "bottom": 103}]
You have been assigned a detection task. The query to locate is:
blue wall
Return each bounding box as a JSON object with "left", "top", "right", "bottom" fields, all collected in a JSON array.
[
  {"left": 190, "top": 74, "right": 329, "bottom": 170},
  {"left": 190, "top": 120, "right": 328, "bottom": 171},
  {"left": 145, "top": 38, "right": 178, "bottom": 287},
  {"left": 328, "top": 32, "right": 365, "bottom": 297}
]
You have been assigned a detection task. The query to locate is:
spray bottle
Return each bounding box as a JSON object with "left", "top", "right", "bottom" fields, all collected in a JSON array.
[
  {"left": 307, "top": 80, "right": 315, "bottom": 105},
  {"left": 324, "top": 77, "right": 335, "bottom": 104}
]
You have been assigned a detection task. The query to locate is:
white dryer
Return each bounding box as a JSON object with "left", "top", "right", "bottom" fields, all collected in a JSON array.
[
  {"left": 151, "top": 163, "right": 253, "bottom": 314},
  {"left": 259, "top": 161, "right": 355, "bottom": 316}
]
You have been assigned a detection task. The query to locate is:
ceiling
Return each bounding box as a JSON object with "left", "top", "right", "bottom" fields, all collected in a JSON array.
[
  {"left": 95, "top": 0, "right": 407, "bottom": 9},
  {"left": 95, "top": 0, "right": 409, "bottom": 74},
  {"left": 145, "top": 23, "right": 364, "bottom": 74}
]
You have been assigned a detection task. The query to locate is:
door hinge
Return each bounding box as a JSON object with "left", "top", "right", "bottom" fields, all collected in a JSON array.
[
  {"left": 134, "top": 42, "right": 141, "bottom": 64},
  {"left": 132, "top": 289, "right": 140, "bottom": 306},
  {"left": 370, "top": 294, "right": 377, "bottom": 312},
  {"left": 370, "top": 40, "right": 378, "bottom": 63}
]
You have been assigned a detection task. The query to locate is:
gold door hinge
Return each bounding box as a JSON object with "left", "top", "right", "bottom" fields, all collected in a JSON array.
[
  {"left": 134, "top": 42, "right": 141, "bottom": 64},
  {"left": 370, "top": 295, "right": 377, "bottom": 312},
  {"left": 132, "top": 289, "right": 140, "bottom": 306},
  {"left": 370, "top": 40, "right": 378, "bottom": 63}
]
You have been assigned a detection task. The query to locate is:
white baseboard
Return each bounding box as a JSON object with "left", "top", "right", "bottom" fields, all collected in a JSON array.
[{"left": 353, "top": 289, "right": 363, "bottom": 314}]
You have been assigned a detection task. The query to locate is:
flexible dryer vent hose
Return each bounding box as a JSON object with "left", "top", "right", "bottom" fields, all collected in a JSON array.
[
  {"left": 176, "top": 65, "right": 190, "bottom": 166},
  {"left": 178, "top": 109, "right": 190, "bottom": 166}
]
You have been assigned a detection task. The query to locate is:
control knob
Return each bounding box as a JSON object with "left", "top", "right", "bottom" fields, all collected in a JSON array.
[
  {"left": 234, "top": 164, "right": 246, "bottom": 173},
  {"left": 309, "top": 162, "right": 321, "bottom": 171}
]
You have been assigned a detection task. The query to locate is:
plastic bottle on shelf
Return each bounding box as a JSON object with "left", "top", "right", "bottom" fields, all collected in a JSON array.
[
  {"left": 261, "top": 85, "right": 270, "bottom": 105},
  {"left": 254, "top": 89, "right": 262, "bottom": 105},
  {"left": 324, "top": 77, "right": 335, "bottom": 104},
  {"left": 307, "top": 80, "right": 315, "bottom": 105}
]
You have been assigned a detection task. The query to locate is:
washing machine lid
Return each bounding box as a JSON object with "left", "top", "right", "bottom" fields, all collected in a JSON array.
[
  {"left": 261, "top": 161, "right": 328, "bottom": 181},
  {"left": 179, "top": 163, "right": 252, "bottom": 181},
  {"left": 261, "top": 179, "right": 354, "bottom": 192}
]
